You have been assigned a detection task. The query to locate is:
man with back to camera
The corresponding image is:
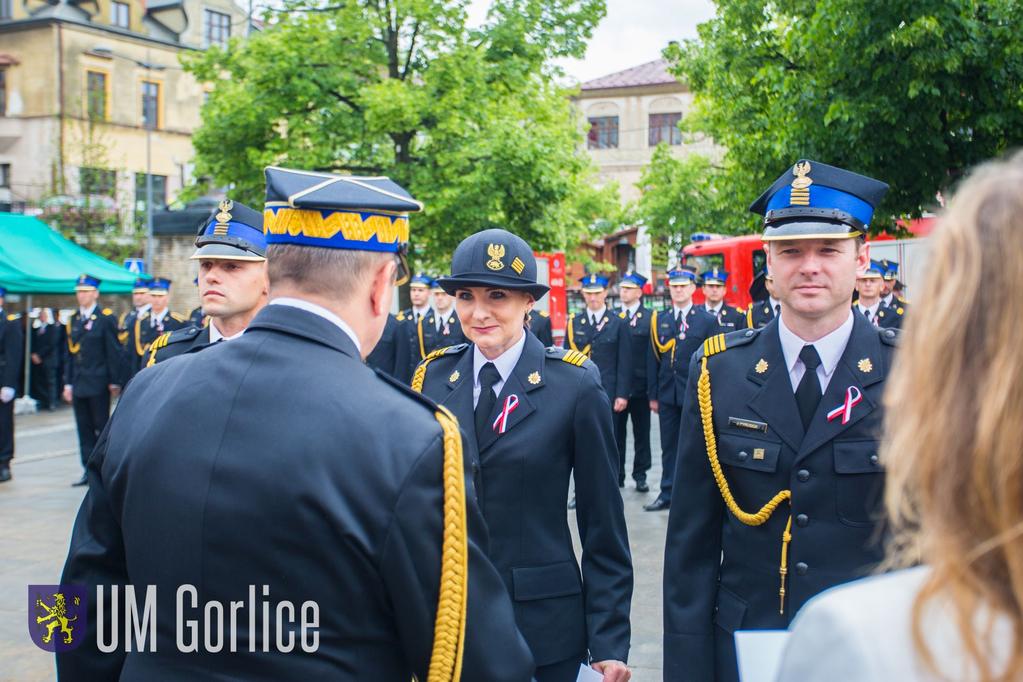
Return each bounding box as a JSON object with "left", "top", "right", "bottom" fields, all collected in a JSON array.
[
  {"left": 614, "top": 271, "right": 653, "bottom": 492},
  {"left": 58, "top": 166, "right": 534, "bottom": 682}
]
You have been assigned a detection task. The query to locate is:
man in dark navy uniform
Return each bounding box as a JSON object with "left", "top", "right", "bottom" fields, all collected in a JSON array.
[
  {"left": 644, "top": 268, "right": 718, "bottom": 512},
  {"left": 148, "top": 200, "right": 268, "bottom": 366},
  {"left": 58, "top": 167, "right": 533, "bottom": 682},
  {"left": 663, "top": 160, "right": 896, "bottom": 682},
  {"left": 400, "top": 272, "right": 436, "bottom": 375},
  {"left": 566, "top": 274, "right": 631, "bottom": 412},
  {"left": 62, "top": 274, "right": 122, "bottom": 486},
  {"left": 117, "top": 278, "right": 151, "bottom": 347},
  {"left": 701, "top": 268, "right": 748, "bottom": 331},
  {"left": 0, "top": 286, "right": 24, "bottom": 483},
  {"left": 417, "top": 279, "right": 466, "bottom": 355},
  {"left": 880, "top": 259, "right": 910, "bottom": 311},
  {"left": 125, "top": 277, "right": 187, "bottom": 379},
  {"left": 854, "top": 259, "right": 903, "bottom": 329},
  {"left": 614, "top": 271, "right": 653, "bottom": 492},
  {"left": 747, "top": 270, "right": 780, "bottom": 329},
  {"left": 527, "top": 308, "right": 554, "bottom": 346}
]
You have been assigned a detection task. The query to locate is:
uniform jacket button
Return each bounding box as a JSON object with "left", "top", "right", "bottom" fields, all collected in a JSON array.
[
  {"left": 869, "top": 454, "right": 880, "bottom": 466},
  {"left": 795, "top": 562, "right": 808, "bottom": 575},
  {"left": 737, "top": 451, "right": 749, "bottom": 461},
  {"left": 797, "top": 469, "right": 810, "bottom": 482},
  {"left": 796, "top": 514, "right": 809, "bottom": 527}
]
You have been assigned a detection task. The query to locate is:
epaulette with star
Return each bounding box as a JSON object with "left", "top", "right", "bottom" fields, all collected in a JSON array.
[
  {"left": 539, "top": 310, "right": 549, "bottom": 318},
  {"left": 7, "top": 313, "right": 20, "bottom": 321},
  {"left": 101, "top": 307, "right": 114, "bottom": 316},
  {"left": 696, "top": 326, "right": 762, "bottom": 361}
]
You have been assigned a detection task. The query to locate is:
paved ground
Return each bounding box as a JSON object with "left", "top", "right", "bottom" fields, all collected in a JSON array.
[{"left": 0, "top": 405, "right": 669, "bottom": 681}]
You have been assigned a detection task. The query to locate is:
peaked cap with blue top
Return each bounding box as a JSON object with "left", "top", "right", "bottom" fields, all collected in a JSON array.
[
  {"left": 192, "top": 199, "right": 267, "bottom": 261},
  {"left": 749, "top": 160, "right": 889, "bottom": 241}
]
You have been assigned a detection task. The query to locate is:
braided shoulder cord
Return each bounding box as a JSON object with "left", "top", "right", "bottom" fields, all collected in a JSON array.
[
  {"left": 697, "top": 354, "right": 793, "bottom": 614},
  {"left": 427, "top": 406, "right": 469, "bottom": 682}
]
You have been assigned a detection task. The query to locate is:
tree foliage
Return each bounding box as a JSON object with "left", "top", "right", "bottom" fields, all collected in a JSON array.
[
  {"left": 643, "top": 0, "right": 1023, "bottom": 234},
  {"left": 183, "top": 0, "right": 620, "bottom": 267}
]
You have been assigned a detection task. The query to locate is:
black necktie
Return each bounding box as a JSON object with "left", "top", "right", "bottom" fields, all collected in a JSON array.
[
  {"left": 795, "top": 345, "right": 822, "bottom": 431},
  {"left": 774, "top": 304, "right": 781, "bottom": 317},
  {"left": 475, "top": 363, "right": 501, "bottom": 441}
]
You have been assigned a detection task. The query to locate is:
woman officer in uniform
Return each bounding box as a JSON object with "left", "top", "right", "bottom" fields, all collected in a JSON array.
[{"left": 413, "top": 228, "right": 633, "bottom": 682}]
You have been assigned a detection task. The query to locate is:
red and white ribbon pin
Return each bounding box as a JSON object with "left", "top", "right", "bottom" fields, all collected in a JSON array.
[
  {"left": 492, "top": 395, "right": 519, "bottom": 434},
  {"left": 826, "top": 386, "right": 862, "bottom": 425}
]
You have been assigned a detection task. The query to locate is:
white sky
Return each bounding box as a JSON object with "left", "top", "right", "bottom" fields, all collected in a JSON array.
[{"left": 467, "top": 0, "right": 717, "bottom": 84}]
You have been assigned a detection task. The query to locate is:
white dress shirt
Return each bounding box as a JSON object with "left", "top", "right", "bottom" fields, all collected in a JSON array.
[
  {"left": 208, "top": 321, "right": 246, "bottom": 343},
  {"left": 79, "top": 304, "right": 97, "bottom": 319},
  {"left": 704, "top": 302, "right": 722, "bottom": 316},
  {"left": 622, "top": 302, "right": 641, "bottom": 319},
  {"left": 434, "top": 306, "right": 454, "bottom": 331},
  {"left": 149, "top": 308, "right": 169, "bottom": 328},
  {"left": 777, "top": 311, "right": 854, "bottom": 392},
  {"left": 472, "top": 332, "right": 526, "bottom": 408},
  {"left": 586, "top": 308, "right": 606, "bottom": 326},
  {"left": 412, "top": 305, "right": 432, "bottom": 323},
  {"left": 881, "top": 292, "right": 895, "bottom": 308},
  {"left": 672, "top": 303, "right": 693, "bottom": 321},
  {"left": 769, "top": 297, "right": 781, "bottom": 316},
  {"left": 857, "top": 301, "right": 881, "bottom": 324},
  {"left": 270, "top": 298, "right": 361, "bottom": 354}
]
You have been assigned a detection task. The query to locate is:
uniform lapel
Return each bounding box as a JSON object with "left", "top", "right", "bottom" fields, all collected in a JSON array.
[
  {"left": 439, "top": 349, "right": 476, "bottom": 439},
  {"left": 746, "top": 321, "right": 804, "bottom": 453},
  {"left": 796, "top": 315, "right": 884, "bottom": 460},
  {"left": 476, "top": 334, "right": 544, "bottom": 455}
]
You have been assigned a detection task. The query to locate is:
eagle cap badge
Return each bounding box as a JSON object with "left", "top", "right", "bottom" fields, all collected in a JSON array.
[{"left": 486, "top": 244, "right": 506, "bottom": 271}]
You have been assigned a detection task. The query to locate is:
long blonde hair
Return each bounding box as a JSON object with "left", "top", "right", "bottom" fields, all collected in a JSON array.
[{"left": 884, "top": 151, "right": 1023, "bottom": 681}]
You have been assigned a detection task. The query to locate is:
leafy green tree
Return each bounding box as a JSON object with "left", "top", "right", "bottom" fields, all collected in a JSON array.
[
  {"left": 647, "top": 0, "right": 1023, "bottom": 232},
  {"left": 183, "top": 0, "right": 621, "bottom": 266}
]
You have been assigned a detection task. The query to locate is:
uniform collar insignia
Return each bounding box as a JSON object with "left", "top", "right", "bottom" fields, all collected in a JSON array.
[
  {"left": 527, "top": 371, "right": 541, "bottom": 385},
  {"left": 755, "top": 358, "right": 769, "bottom": 374},
  {"left": 857, "top": 358, "right": 873, "bottom": 373},
  {"left": 449, "top": 370, "right": 460, "bottom": 383}
]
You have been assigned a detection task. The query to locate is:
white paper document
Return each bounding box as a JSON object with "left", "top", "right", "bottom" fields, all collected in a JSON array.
[
  {"left": 734, "top": 629, "right": 790, "bottom": 682},
  {"left": 575, "top": 662, "right": 604, "bottom": 682}
]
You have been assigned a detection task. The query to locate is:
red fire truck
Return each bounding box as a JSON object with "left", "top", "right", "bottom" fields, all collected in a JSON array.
[
  {"left": 534, "top": 251, "right": 567, "bottom": 343},
  {"left": 681, "top": 218, "right": 936, "bottom": 308}
]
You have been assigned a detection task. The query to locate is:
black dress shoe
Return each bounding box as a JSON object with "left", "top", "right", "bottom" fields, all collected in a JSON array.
[
  {"left": 72, "top": 474, "right": 88, "bottom": 487},
  {"left": 567, "top": 496, "right": 576, "bottom": 510},
  {"left": 635, "top": 480, "right": 649, "bottom": 493},
  {"left": 0, "top": 465, "right": 11, "bottom": 482},
  {"left": 644, "top": 497, "right": 670, "bottom": 512}
]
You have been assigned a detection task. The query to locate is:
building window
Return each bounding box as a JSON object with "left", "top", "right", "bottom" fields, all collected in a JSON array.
[
  {"left": 649, "top": 112, "right": 682, "bottom": 146},
  {"left": 0, "top": 0, "right": 11, "bottom": 20},
  {"left": 111, "top": 1, "right": 130, "bottom": 28},
  {"left": 135, "top": 173, "right": 168, "bottom": 211},
  {"left": 0, "top": 69, "right": 6, "bottom": 116},
  {"left": 0, "top": 164, "right": 10, "bottom": 189},
  {"left": 204, "top": 9, "right": 231, "bottom": 48},
  {"left": 80, "top": 167, "right": 117, "bottom": 196},
  {"left": 140, "top": 80, "right": 160, "bottom": 129},
  {"left": 86, "top": 71, "right": 108, "bottom": 120},
  {"left": 587, "top": 116, "right": 619, "bottom": 150}
]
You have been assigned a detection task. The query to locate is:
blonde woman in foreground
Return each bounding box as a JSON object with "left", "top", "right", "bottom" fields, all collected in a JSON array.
[{"left": 776, "top": 151, "right": 1023, "bottom": 681}]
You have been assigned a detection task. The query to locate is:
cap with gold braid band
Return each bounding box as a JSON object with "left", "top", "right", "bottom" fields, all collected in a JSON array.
[
  {"left": 263, "top": 167, "right": 422, "bottom": 284},
  {"left": 749, "top": 159, "right": 889, "bottom": 241}
]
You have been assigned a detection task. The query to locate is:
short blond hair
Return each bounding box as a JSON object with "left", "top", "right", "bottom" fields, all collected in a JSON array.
[{"left": 884, "top": 151, "right": 1023, "bottom": 681}]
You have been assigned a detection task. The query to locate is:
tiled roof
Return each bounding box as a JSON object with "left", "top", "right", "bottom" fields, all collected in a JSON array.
[{"left": 580, "top": 59, "right": 678, "bottom": 91}]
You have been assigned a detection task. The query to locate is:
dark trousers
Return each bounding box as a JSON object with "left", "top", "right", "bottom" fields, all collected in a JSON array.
[
  {"left": 534, "top": 652, "right": 587, "bottom": 682},
  {"left": 72, "top": 393, "right": 110, "bottom": 467},
  {"left": 657, "top": 401, "right": 684, "bottom": 501},
  {"left": 30, "top": 361, "right": 57, "bottom": 409},
  {"left": 0, "top": 398, "right": 13, "bottom": 463},
  {"left": 613, "top": 395, "right": 651, "bottom": 483}
]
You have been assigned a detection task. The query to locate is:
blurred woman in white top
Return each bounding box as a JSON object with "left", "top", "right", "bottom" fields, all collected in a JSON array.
[{"left": 777, "top": 151, "right": 1023, "bottom": 682}]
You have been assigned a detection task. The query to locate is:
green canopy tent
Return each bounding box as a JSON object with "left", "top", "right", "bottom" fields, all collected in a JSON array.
[{"left": 0, "top": 212, "right": 138, "bottom": 410}]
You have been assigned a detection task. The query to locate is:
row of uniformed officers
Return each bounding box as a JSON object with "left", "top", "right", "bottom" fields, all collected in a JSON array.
[{"left": 59, "top": 159, "right": 901, "bottom": 682}]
